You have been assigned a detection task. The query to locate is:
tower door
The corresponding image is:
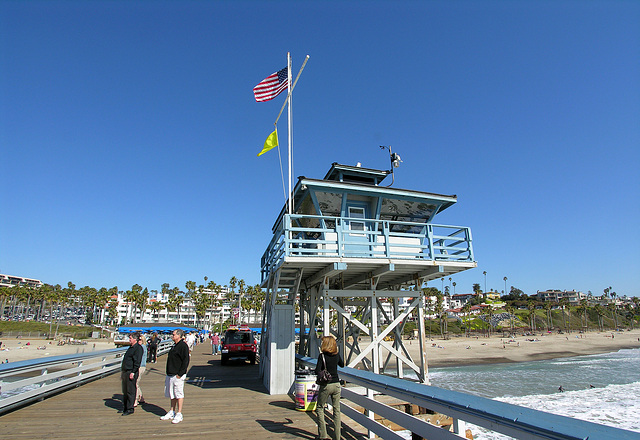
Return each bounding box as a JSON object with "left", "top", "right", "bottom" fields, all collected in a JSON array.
[{"left": 344, "top": 202, "right": 371, "bottom": 256}]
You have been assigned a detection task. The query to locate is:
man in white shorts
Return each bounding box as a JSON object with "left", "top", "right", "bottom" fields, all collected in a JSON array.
[{"left": 160, "top": 329, "right": 190, "bottom": 424}]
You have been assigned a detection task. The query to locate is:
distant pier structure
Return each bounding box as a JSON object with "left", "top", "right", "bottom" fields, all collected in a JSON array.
[{"left": 259, "top": 163, "right": 476, "bottom": 393}]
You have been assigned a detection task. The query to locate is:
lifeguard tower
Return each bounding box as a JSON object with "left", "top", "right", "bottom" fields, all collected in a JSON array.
[{"left": 259, "top": 162, "right": 476, "bottom": 394}]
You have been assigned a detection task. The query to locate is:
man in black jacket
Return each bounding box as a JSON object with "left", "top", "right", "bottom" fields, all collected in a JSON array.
[
  {"left": 120, "top": 332, "right": 143, "bottom": 415},
  {"left": 160, "top": 329, "right": 190, "bottom": 424}
]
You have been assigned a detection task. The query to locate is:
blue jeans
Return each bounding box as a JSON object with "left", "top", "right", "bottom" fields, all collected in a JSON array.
[{"left": 317, "top": 382, "right": 341, "bottom": 439}]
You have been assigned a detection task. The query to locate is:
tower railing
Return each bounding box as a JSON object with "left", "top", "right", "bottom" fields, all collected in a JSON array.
[{"left": 261, "top": 214, "right": 474, "bottom": 283}]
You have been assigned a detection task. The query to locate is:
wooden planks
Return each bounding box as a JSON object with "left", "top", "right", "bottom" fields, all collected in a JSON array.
[{"left": 0, "top": 342, "right": 367, "bottom": 439}]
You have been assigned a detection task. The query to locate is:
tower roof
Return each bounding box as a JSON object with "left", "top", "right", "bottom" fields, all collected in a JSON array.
[{"left": 323, "top": 163, "right": 390, "bottom": 185}]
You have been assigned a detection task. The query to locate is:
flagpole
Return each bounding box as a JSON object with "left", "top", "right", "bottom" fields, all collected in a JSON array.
[
  {"left": 287, "top": 52, "right": 293, "bottom": 215},
  {"left": 275, "top": 55, "right": 309, "bottom": 126}
]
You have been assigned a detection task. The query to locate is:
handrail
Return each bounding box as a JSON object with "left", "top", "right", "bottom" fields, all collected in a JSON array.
[
  {"left": 0, "top": 339, "right": 173, "bottom": 414},
  {"left": 296, "top": 355, "right": 640, "bottom": 440},
  {"left": 261, "top": 214, "right": 474, "bottom": 282}
]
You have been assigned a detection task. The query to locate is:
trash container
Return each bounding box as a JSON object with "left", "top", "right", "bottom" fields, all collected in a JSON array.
[{"left": 294, "top": 371, "right": 319, "bottom": 411}]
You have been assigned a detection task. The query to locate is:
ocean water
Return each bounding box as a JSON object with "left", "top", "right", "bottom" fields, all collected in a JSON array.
[{"left": 425, "top": 348, "right": 640, "bottom": 438}]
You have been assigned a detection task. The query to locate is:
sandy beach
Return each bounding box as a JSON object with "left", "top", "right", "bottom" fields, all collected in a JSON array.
[
  {"left": 0, "top": 338, "right": 117, "bottom": 363},
  {"left": 418, "top": 329, "right": 640, "bottom": 368},
  {"left": 2, "top": 329, "right": 640, "bottom": 367}
]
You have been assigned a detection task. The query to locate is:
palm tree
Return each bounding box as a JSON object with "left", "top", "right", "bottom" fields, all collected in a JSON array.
[
  {"left": 131, "top": 284, "right": 145, "bottom": 322},
  {"left": 472, "top": 283, "right": 482, "bottom": 301},
  {"left": 506, "top": 304, "right": 516, "bottom": 336},
  {"left": 31, "top": 285, "right": 45, "bottom": 321},
  {"left": 631, "top": 298, "right": 640, "bottom": 330},
  {"left": 434, "top": 294, "right": 444, "bottom": 338},
  {"left": 423, "top": 293, "right": 435, "bottom": 338},
  {"left": 594, "top": 304, "right": 605, "bottom": 331},
  {"left": 608, "top": 303, "right": 618, "bottom": 330},
  {"left": 192, "top": 284, "right": 211, "bottom": 329},
  {"left": 94, "top": 287, "right": 110, "bottom": 325},
  {"left": 228, "top": 276, "right": 238, "bottom": 323},
  {"left": 578, "top": 299, "right": 589, "bottom": 332},
  {"left": 544, "top": 302, "right": 553, "bottom": 331},
  {"left": 184, "top": 281, "right": 197, "bottom": 326},
  {"left": 237, "top": 279, "right": 246, "bottom": 323},
  {"left": 166, "top": 287, "right": 182, "bottom": 323},
  {"left": 0, "top": 286, "right": 9, "bottom": 319},
  {"left": 213, "top": 282, "right": 225, "bottom": 332},
  {"left": 483, "top": 271, "right": 487, "bottom": 295},
  {"left": 610, "top": 291, "right": 618, "bottom": 329},
  {"left": 138, "top": 287, "right": 150, "bottom": 321},
  {"left": 45, "top": 284, "right": 62, "bottom": 338},
  {"left": 185, "top": 280, "right": 196, "bottom": 297},
  {"left": 559, "top": 298, "right": 570, "bottom": 333},
  {"left": 123, "top": 284, "right": 145, "bottom": 323},
  {"left": 251, "top": 284, "right": 266, "bottom": 324},
  {"left": 503, "top": 277, "right": 508, "bottom": 296},
  {"left": 527, "top": 301, "right": 536, "bottom": 332},
  {"left": 461, "top": 302, "right": 472, "bottom": 336},
  {"left": 107, "top": 297, "right": 119, "bottom": 325},
  {"left": 67, "top": 281, "right": 76, "bottom": 305},
  {"left": 123, "top": 288, "right": 135, "bottom": 323}
]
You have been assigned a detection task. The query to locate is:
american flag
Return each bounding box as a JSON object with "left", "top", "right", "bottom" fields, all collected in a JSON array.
[{"left": 253, "top": 67, "right": 289, "bottom": 102}]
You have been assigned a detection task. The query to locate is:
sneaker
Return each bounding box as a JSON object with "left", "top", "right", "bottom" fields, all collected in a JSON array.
[
  {"left": 171, "top": 412, "right": 183, "bottom": 424},
  {"left": 160, "top": 410, "right": 175, "bottom": 420}
]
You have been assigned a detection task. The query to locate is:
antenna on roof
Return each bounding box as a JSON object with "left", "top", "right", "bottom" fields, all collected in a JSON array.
[{"left": 379, "top": 145, "right": 402, "bottom": 187}]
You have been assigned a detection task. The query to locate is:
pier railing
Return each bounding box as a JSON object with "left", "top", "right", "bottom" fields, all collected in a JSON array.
[
  {"left": 261, "top": 214, "right": 474, "bottom": 282},
  {"left": 296, "top": 355, "right": 639, "bottom": 440},
  {"left": 0, "top": 339, "right": 173, "bottom": 414}
]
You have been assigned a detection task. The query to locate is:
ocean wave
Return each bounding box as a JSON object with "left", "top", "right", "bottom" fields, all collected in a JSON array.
[
  {"left": 496, "top": 382, "right": 640, "bottom": 432},
  {"left": 465, "top": 382, "right": 640, "bottom": 440}
]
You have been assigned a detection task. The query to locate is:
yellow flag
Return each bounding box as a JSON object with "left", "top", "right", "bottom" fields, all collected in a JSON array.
[{"left": 258, "top": 129, "right": 278, "bottom": 157}]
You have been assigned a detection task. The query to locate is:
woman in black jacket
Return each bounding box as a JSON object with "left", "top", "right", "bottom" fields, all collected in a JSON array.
[{"left": 315, "top": 336, "right": 344, "bottom": 440}]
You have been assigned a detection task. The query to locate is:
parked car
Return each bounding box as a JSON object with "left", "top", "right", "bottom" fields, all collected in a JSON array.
[{"left": 221, "top": 324, "right": 258, "bottom": 365}]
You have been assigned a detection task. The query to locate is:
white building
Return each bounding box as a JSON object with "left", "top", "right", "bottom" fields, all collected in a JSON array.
[
  {"left": 0, "top": 273, "right": 43, "bottom": 289},
  {"left": 536, "top": 290, "right": 586, "bottom": 305},
  {"left": 448, "top": 293, "right": 477, "bottom": 309},
  {"left": 112, "top": 286, "right": 259, "bottom": 330}
]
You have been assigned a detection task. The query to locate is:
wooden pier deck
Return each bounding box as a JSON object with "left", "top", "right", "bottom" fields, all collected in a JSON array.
[{"left": 0, "top": 343, "right": 369, "bottom": 440}]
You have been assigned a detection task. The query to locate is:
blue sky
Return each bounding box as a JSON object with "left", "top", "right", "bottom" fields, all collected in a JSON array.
[{"left": 1, "top": 1, "right": 638, "bottom": 297}]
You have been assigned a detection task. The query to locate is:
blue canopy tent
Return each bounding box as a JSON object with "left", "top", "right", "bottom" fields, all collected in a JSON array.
[{"left": 117, "top": 324, "right": 198, "bottom": 334}]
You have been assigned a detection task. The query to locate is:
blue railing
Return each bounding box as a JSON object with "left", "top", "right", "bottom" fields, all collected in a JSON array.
[
  {"left": 0, "top": 340, "right": 173, "bottom": 414},
  {"left": 261, "top": 214, "right": 474, "bottom": 282},
  {"left": 296, "top": 355, "right": 640, "bottom": 440}
]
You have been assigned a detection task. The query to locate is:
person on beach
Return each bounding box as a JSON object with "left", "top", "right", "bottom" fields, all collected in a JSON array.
[
  {"left": 120, "top": 332, "right": 143, "bottom": 416},
  {"left": 211, "top": 333, "right": 220, "bottom": 355},
  {"left": 315, "top": 336, "right": 344, "bottom": 440},
  {"left": 148, "top": 333, "right": 158, "bottom": 363},
  {"left": 135, "top": 334, "right": 147, "bottom": 406},
  {"left": 161, "top": 329, "right": 190, "bottom": 424}
]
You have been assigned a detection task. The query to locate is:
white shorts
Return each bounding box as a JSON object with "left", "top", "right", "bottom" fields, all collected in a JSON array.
[{"left": 164, "top": 374, "right": 186, "bottom": 399}]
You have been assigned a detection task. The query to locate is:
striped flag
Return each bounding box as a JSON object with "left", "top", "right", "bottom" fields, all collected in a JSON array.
[{"left": 253, "top": 67, "right": 288, "bottom": 102}]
